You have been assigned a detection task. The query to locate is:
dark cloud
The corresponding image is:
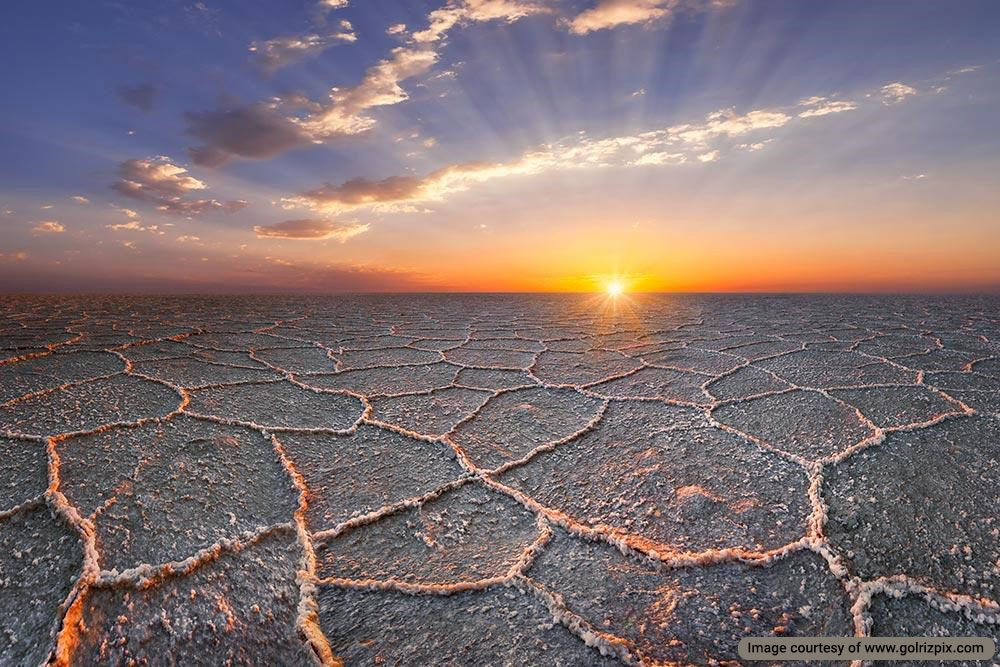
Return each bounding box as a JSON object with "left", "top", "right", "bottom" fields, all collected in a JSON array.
[
  {"left": 185, "top": 104, "right": 311, "bottom": 167},
  {"left": 117, "top": 83, "right": 158, "bottom": 112}
]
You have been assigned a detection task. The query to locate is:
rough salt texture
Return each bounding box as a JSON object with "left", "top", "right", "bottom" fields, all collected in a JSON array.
[
  {"left": 70, "top": 529, "right": 316, "bottom": 666},
  {"left": 0, "top": 503, "right": 83, "bottom": 666},
  {"left": 317, "top": 585, "right": 620, "bottom": 666},
  {"left": 825, "top": 416, "right": 1000, "bottom": 601},
  {"left": 316, "top": 481, "right": 541, "bottom": 584},
  {"left": 0, "top": 293, "right": 997, "bottom": 664},
  {"left": 0, "top": 436, "right": 48, "bottom": 512},
  {"left": 278, "top": 425, "right": 466, "bottom": 532},
  {"left": 528, "top": 528, "right": 852, "bottom": 664},
  {"left": 868, "top": 594, "right": 1000, "bottom": 666},
  {"left": 501, "top": 400, "right": 812, "bottom": 552}
]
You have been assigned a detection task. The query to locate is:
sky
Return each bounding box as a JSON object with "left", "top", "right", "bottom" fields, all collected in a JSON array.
[{"left": 1, "top": 0, "right": 998, "bottom": 293}]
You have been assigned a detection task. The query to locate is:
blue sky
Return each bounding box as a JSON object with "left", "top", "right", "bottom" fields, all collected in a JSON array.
[{"left": 1, "top": 0, "right": 998, "bottom": 291}]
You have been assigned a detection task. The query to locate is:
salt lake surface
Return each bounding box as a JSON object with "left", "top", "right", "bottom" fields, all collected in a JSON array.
[{"left": 1, "top": 294, "right": 998, "bottom": 665}]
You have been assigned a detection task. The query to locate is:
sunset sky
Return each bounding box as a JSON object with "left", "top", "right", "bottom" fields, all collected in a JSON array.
[{"left": 1, "top": 0, "right": 998, "bottom": 292}]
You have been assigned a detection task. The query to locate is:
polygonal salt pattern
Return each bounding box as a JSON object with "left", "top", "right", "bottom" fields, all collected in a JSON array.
[
  {"left": 277, "top": 425, "right": 467, "bottom": 532},
  {"left": 69, "top": 528, "right": 316, "bottom": 666},
  {"left": 187, "top": 380, "right": 366, "bottom": 431},
  {"left": 527, "top": 528, "right": 852, "bottom": 665},
  {"left": 0, "top": 293, "right": 997, "bottom": 664},
  {"left": 56, "top": 414, "right": 300, "bottom": 572},
  {"left": 316, "top": 482, "right": 541, "bottom": 584},
  {"left": 500, "top": 400, "right": 812, "bottom": 552},
  {"left": 450, "top": 386, "right": 604, "bottom": 469},
  {"left": 825, "top": 416, "right": 1000, "bottom": 601},
  {"left": 317, "top": 585, "right": 621, "bottom": 666}
]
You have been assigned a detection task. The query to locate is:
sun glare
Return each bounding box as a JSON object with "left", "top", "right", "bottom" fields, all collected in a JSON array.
[{"left": 606, "top": 279, "right": 625, "bottom": 297}]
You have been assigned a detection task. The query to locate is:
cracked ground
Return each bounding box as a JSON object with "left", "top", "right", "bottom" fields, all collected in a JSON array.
[{"left": 0, "top": 294, "right": 998, "bottom": 666}]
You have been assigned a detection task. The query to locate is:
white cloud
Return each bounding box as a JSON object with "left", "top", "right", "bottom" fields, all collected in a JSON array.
[
  {"left": 632, "top": 151, "right": 686, "bottom": 166},
  {"left": 881, "top": 82, "right": 917, "bottom": 105},
  {"left": 71, "top": 195, "right": 90, "bottom": 204},
  {"left": 33, "top": 221, "right": 65, "bottom": 233},
  {"left": 797, "top": 97, "right": 858, "bottom": 118},
  {"left": 697, "top": 149, "right": 719, "bottom": 162}
]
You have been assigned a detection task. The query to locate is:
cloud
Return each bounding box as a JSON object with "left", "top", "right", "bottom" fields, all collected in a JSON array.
[
  {"left": 666, "top": 108, "right": 791, "bottom": 145},
  {"left": 314, "top": 0, "right": 348, "bottom": 22},
  {"left": 949, "top": 65, "right": 980, "bottom": 76},
  {"left": 186, "top": 104, "right": 312, "bottom": 166},
  {"left": 186, "top": 1, "right": 547, "bottom": 164},
  {"left": 33, "top": 221, "right": 65, "bottom": 233},
  {"left": 176, "top": 235, "right": 201, "bottom": 242},
  {"left": 797, "top": 96, "right": 858, "bottom": 118},
  {"left": 253, "top": 218, "right": 370, "bottom": 241},
  {"left": 413, "top": 0, "right": 548, "bottom": 42},
  {"left": 567, "top": 0, "right": 677, "bottom": 34},
  {"left": 736, "top": 140, "right": 770, "bottom": 151},
  {"left": 106, "top": 220, "right": 163, "bottom": 234},
  {"left": 249, "top": 21, "right": 356, "bottom": 74},
  {"left": 0, "top": 251, "right": 28, "bottom": 262},
  {"left": 283, "top": 100, "right": 863, "bottom": 215},
  {"left": 631, "top": 151, "right": 686, "bottom": 166},
  {"left": 114, "top": 205, "right": 140, "bottom": 219},
  {"left": 117, "top": 84, "right": 157, "bottom": 112},
  {"left": 565, "top": 0, "right": 733, "bottom": 34},
  {"left": 71, "top": 195, "right": 90, "bottom": 204},
  {"left": 387, "top": 23, "right": 407, "bottom": 35},
  {"left": 881, "top": 82, "right": 917, "bottom": 105},
  {"left": 295, "top": 47, "right": 442, "bottom": 139},
  {"left": 106, "top": 221, "right": 144, "bottom": 231},
  {"left": 111, "top": 156, "right": 248, "bottom": 215}
]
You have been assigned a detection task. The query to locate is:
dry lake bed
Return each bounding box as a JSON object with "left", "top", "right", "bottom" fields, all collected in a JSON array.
[{"left": 1, "top": 294, "right": 998, "bottom": 665}]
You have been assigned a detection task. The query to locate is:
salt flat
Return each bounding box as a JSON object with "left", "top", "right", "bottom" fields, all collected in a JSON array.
[{"left": 0, "top": 294, "right": 997, "bottom": 665}]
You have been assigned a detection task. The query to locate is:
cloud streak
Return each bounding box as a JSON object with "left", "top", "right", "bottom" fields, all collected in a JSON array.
[
  {"left": 249, "top": 21, "right": 356, "bottom": 74},
  {"left": 253, "top": 218, "right": 370, "bottom": 241},
  {"left": 284, "top": 81, "right": 914, "bottom": 216}
]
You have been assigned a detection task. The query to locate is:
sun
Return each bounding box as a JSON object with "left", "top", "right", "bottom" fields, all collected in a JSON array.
[{"left": 606, "top": 279, "right": 625, "bottom": 297}]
